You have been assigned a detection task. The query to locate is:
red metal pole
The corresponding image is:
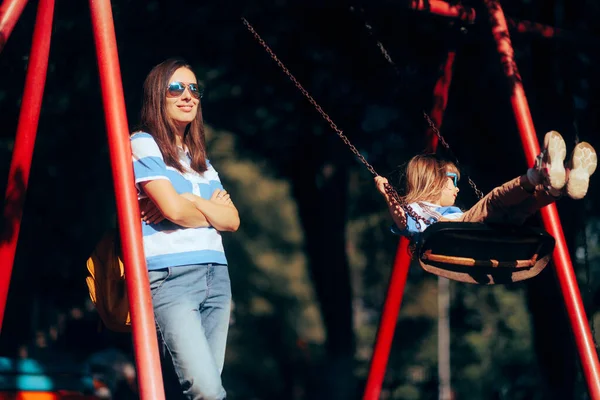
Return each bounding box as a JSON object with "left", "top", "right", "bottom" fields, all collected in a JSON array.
[
  {"left": 427, "top": 50, "right": 456, "bottom": 151},
  {"left": 363, "top": 51, "right": 455, "bottom": 398},
  {"left": 362, "top": 238, "right": 413, "bottom": 400},
  {"left": 507, "top": 18, "right": 561, "bottom": 39},
  {"left": 0, "top": 0, "right": 29, "bottom": 53},
  {"left": 484, "top": 1, "right": 600, "bottom": 399},
  {"left": 88, "top": 1, "right": 165, "bottom": 398},
  {"left": 409, "top": 0, "right": 579, "bottom": 43},
  {"left": 409, "top": 0, "right": 476, "bottom": 23},
  {"left": 0, "top": 0, "right": 54, "bottom": 332}
]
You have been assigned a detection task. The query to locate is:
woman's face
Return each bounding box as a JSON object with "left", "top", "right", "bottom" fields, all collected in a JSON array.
[{"left": 165, "top": 67, "right": 200, "bottom": 132}]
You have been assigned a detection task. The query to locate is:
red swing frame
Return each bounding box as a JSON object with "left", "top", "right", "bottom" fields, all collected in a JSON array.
[
  {"left": 363, "top": 2, "right": 600, "bottom": 399},
  {"left": 0, "top": 1, "right": 598, "bottom": 400},
  {"left": 0, "top": 0, "right": 164, "bottom": 398}
]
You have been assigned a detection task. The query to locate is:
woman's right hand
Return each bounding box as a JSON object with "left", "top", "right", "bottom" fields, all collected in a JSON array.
[{"left": 140, "top": 198, "right": 165, "bottom": 225}]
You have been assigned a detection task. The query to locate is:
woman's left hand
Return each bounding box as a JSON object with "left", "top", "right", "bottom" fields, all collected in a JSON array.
[{"left": 211, "top": 189, "right": 233, "bottom": 206}]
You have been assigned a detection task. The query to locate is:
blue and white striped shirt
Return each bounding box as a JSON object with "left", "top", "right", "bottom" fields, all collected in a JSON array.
[
  {"left": 391, "top": 201, "right": 463, "bottom": 242},
  {"left": 131, "top": 132, "right": 227, "bottom": 270}
]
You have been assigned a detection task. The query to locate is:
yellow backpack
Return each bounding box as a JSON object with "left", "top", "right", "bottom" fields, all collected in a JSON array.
[{"left": 86, "top": 230, "right": 131, "bottom": 332}]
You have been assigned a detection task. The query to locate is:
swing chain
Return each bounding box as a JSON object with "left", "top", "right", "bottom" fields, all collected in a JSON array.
[
  {"left": 422, "top": 112, "right": 485, "bottom": 199},
  {"left": 349, "top": 6, "right": 403, "bottom": 77},
  {"left": 352, "top": 7, "right": 485, "bottom": 201},
  {"left": 383, "top": 183, "right": 431, "bottom": 231},
  {"left": 241, "top": 18, "right": 377, "bottom": 178},
  {"left": 242, "top": 17, "right": 432, "bottom": 230}
]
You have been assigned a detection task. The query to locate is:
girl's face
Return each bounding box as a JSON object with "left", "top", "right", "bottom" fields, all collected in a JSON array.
[
  {"left": 439, "top": 172, "right": 459, "bottom": 206},
  {"left": 165, "top": 67, "right": 200, "bottom": 133}
]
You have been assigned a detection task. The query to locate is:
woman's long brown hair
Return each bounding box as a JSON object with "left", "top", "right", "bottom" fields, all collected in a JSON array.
[{"left": 138, "top": 58, "right": 207, "bottom": 174}]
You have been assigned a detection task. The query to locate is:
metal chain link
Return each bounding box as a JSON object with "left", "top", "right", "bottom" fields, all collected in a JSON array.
[
  {"left": 241, "top": 18, "right": 377, "bottom": 177},
  {"left": 242, "top": 17, "right": 433, "bottom": 231},
  {"left": 349, "top": 7, "right": 485, "bottom": 200},
  {"left": 349, "top": 6, "right": 402, "bottom": 77},
  {"left": 384, "top": 184, "right": 431, "bottom": 231},
  {"left": 422, "top": 113, "right": 485, "bottom": 199}
]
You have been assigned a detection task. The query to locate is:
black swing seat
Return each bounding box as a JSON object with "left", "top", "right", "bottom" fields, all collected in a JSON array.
[{"left": 417, "top": 222, "right": 556, "bottom": 285}]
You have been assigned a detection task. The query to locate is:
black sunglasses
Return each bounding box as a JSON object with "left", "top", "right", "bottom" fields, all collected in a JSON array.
[{"left": 166, "top": 81, "right": 204, "bottom": 99}]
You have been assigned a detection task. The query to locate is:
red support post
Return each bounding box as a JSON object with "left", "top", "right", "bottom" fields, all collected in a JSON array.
[
  {"left": 362, "top": 238, "right": 413, "bottom": 400},
  {"left": 363, "top": 50, "right": 455, "bottom": 399},
  {"left": 0, "top": 0, "right": 29, "bottom": 54},
  {"left": 88, "top": 1, "right": 165, "bottom": 399},
  {"left": 484, "top": 1, "right": 600, "bottom": 399},
  {"left": 0, "top": 0, "right": 54, "bottom": 331},
  {"left": 427, "top": 50, "right": 456, "bottom": 151}
]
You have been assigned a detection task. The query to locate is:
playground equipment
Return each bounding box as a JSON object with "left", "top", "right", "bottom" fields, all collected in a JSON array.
[
  {"left": 240, "top": 2, "right": 600, "bottom": 399},
  {"left": 0, "top": 0, "right": 164, "bottom": 399}
]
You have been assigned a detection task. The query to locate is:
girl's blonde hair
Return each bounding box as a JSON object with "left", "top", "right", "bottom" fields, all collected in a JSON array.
[{"left": 402, "top": 154, "right": 460, "bottom": 204}]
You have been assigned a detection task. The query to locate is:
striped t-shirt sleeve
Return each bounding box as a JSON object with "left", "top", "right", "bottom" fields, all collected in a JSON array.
[
  {"left": 131, "top": 133, "right": 170, "bottom": 190},
  {"left": 205, "top": 161, "right": 224, "bottom": 194}
]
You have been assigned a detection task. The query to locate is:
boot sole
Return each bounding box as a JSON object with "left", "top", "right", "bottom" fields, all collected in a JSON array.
[
  {"left": 544, "top": 131, "right": 567, "bottom": 190},
  {"left": 567, "top": 142, "right": 597, "bottom": 200}
]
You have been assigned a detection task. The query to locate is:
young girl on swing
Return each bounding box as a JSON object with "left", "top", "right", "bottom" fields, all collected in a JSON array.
[{"left": 375, "top": 131, "right": 597, "bottom": 239}]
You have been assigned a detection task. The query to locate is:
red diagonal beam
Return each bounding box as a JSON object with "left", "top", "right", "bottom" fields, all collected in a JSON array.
[
  {"left": 410, "top": 0, "right": 476, "bottom": 23},
  {"left": 88, "top": 0, "right": 165, "bottom": 398},
  {"left": 0, "top": 0, "right": 29, "bottom": 54},
  {"left": 362, "top": 239, "right": 412, "bottom": 400},
  {"left": 409, "top": 0, "right": 599, "bottom": 44},
  {"left": 507, "top": 18, "right": 561, "bottom": 39},
  {"left": 484, "top": 1, "right": 600, "bottom": 399},
  {"left": 0, "top": 0, "right": 54, "bottom": 331},
  {"left": 427, "top": 50, "right": 456, "bottom": 150}
]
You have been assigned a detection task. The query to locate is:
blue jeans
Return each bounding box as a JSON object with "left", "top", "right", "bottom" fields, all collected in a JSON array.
[{"left": 149, "top": 264, "right": 231, "bottom": 400}]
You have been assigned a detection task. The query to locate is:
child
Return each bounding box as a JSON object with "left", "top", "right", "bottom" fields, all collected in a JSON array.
[{"left": 375, "top": 131, "right": 597, "bottom": 240}]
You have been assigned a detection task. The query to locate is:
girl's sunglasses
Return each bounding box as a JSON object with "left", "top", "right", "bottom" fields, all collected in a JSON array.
[
  {"left": 446, "top": 172, "right": 458, "bottom": 187},
  {"left": 167, "top": 81, "right": 204, "bottom": 99}
]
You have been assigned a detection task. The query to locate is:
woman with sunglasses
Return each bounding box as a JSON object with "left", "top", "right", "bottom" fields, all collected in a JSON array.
[
  {"left": 130, "top": 58, "right": 239, "bottom": 400},
  {"left": 374, "top": 131, "right": 596, "bottom": 240}
]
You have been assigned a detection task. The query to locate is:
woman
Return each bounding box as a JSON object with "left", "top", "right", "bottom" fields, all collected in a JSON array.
[
  {"left": 130, "top": 58, "right": 239, "bottom": 400},
  {"left": 375, "top": 130, "right": 596, "bottom": 241}
]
